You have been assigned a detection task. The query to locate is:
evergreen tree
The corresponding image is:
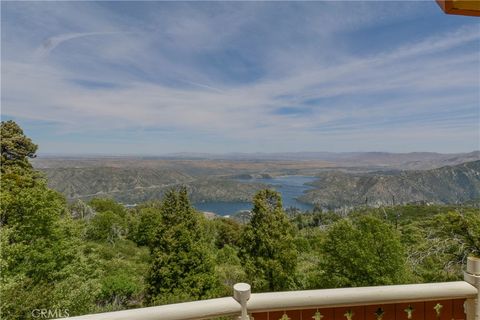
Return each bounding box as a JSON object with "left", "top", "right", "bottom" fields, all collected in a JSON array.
[
  {"left": 0, "top": 121, "right": 97, "bottom": 318},
  {"left": 1, "top": 120, "right": 41, "bottom": 226},
  {"left": 1, "top": 120, "right": 37, "bottom": 174},
  {"left": 240, "top": 189, "right": 298, "bottom": 291},
  {"left": 0, "top": 121, "right": 73, "bottom": 281},
  {"left": 132, "top": 206, "right": 163, "bottom": 248},
  {"left": 212, "top": 217, "right": 242, "bottom": 249},
  {"left": 145, "top": 187, "right": 218, "bottom": 304},
  {"left": 0, "top": 119, "right": 43, "bottom": 226}
]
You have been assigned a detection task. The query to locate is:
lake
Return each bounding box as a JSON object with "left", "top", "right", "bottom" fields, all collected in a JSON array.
[{"left": 193, "top": 175, "right": 316, "bottom": 216}]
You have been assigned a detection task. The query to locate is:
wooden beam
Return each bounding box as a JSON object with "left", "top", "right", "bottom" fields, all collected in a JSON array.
[{"left": 436, "top": 0, "right": 480, "bottom": 17}]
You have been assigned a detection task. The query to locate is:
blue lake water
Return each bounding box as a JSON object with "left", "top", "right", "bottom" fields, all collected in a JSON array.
[{"left": 193, "top": 175, "right": 316, "bottom": 216}]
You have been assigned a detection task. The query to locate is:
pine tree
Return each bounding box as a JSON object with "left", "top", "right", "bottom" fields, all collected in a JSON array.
[
  {"left": 240, "top": 189, "right": 298, "bottom": 292},
  {"left": 0, "top": 121, "right": 72, "bottom": 280},
  {"left": 1, "top": 120, "right": 40, "bottom": 189},
  {"left": 0, "top": 121, "right": 88, "bottom": 318},
  {"left": 145, "top": 187, "right": 218, "bottom": 304}
]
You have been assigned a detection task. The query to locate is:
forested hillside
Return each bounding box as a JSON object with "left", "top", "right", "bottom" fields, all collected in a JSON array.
[
  {"left": 42, "top": 167, "right": 193, "bottom": 199},
  {"left": 300, "top": 161, "right": 480, "bottom": 208},
  {"left": 1, "top": 121, "right": 479, "bottom": 319},
  {"left": 41, "top": 167, "right": 266, "bottom": 203}
]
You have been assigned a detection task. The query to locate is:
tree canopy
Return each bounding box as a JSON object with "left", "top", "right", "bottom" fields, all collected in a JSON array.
[
  {"left": 145, "top": 187, "right": 219, "bottom": 304},
  {"left": 319, "top": 214, "right": 411, "bottom": 287},
  {"left": 240, "top": 189, "right": 298, "bottom": 291},
  {"left": 0, "top": 121, "right": 93, "bottom": 318},
  {"left": 1, "top": 120, "right": 37, "bottom": 164}
]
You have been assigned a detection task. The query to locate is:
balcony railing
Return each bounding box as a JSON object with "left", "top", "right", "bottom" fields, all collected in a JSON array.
[{"left": 63, "top": 257, "right": 480, "bottom": 320}]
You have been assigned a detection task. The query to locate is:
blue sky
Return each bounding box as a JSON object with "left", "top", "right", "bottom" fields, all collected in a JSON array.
[{"left": 1, "top": 1, "right": 479, "bottom": 155}]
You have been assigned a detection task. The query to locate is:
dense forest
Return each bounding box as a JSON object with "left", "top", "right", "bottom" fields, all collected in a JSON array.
[{"left": 1, "top": 120, "right": 479, "bottom": 319}]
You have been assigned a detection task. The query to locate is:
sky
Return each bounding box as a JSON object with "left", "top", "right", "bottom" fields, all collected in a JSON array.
[{"left": 1, "top": 1, "right": 479, "bottom": 155}]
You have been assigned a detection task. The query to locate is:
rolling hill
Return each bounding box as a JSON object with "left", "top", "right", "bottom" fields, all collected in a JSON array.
[
  {"left": 36, "top": 154, "right": 480, "bottom": 209},
  {"left": 40, "top": 166, "right": 266, "bottom": 204}
]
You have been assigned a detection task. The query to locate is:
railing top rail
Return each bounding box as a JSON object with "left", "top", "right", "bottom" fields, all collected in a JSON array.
[
  {"left": 64, "top": 297, "right": 241, "bottom": 320},
  {"left": 63, "top": 281, "right": 477, "bottom": 320},
  {"left": 247, "top": 281, "right": 477, "bottom": 312}
]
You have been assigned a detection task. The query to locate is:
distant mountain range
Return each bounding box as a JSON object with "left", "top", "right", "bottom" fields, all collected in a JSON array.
[
  {"left": 35, "top": 150, "right": 480, "bottom": 170},
  {"left": 299, "top": 160, "right": 480, "bottom": 208},
  {"left": 34, "top": 152, "right": 480, "bottom": 209},
  {"left": 139, "top": 150, "right": 480, "bottom": 165}
]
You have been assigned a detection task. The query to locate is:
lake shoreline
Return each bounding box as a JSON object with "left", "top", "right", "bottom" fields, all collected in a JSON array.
[{"left": 193, "top": 175, "right": 317, "bottom": 216}]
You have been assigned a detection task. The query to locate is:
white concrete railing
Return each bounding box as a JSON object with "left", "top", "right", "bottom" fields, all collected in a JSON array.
[
  {"left": 464, "top": 257, "right": 480, "bottom": 320},
  {"left": 247, "top": 281, "right": 476, "bottom": 311},
  {"left": 63, "top": 257, "right": 480, "bottom": 320}
]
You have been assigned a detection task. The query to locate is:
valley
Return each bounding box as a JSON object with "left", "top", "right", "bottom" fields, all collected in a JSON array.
[{"left": 33, "top": 152, "right": 480, "bottom": 215}]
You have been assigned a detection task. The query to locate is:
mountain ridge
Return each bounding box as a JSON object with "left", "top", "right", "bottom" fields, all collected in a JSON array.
[{"left": 299, "top": 160, "right": 480, "bottom": 208}]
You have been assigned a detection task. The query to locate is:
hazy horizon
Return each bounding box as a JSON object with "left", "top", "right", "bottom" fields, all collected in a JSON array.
[
  {"left": 34, "top": 149, "right": 480, "bottom": 159},
  {"left": 2, "top": 1, "right": 479, "bottom": 154}
]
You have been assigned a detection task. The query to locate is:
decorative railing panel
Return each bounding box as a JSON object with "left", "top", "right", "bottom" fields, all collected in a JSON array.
[{"left": 251, "top": 299, "right": 467, "bottom": 320}]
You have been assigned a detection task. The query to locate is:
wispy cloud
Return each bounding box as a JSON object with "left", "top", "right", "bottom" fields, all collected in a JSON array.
[
  {"left": 1, "top": 1, "right": 479, "bottom": 154},
  {"left": 33, "top": 31, "right": 126, "bottom": 59}
]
